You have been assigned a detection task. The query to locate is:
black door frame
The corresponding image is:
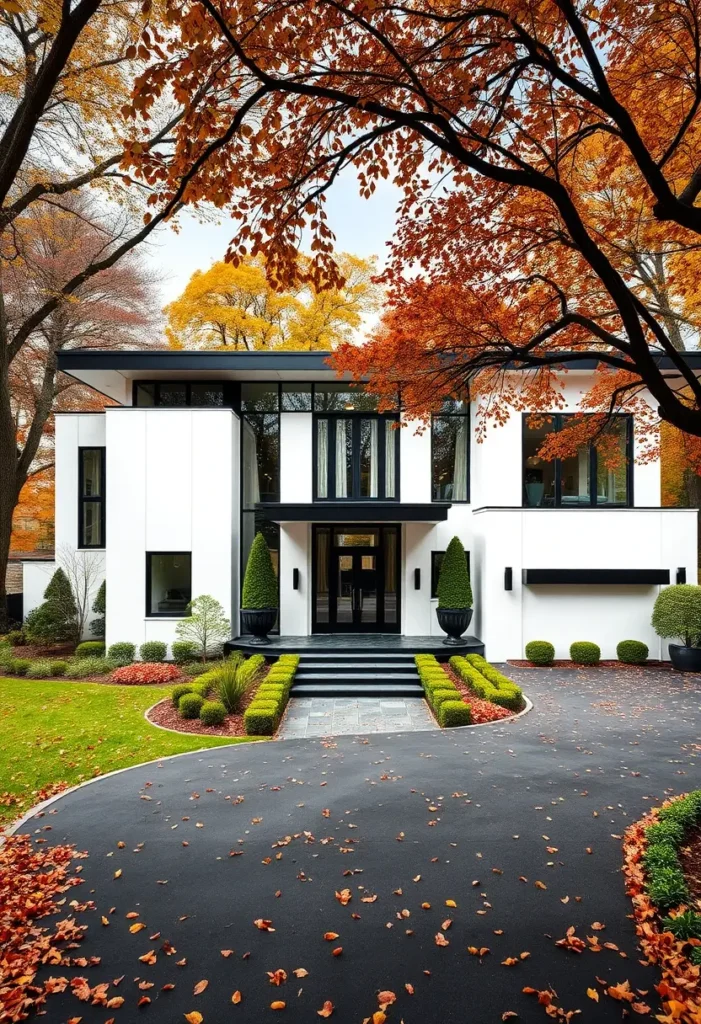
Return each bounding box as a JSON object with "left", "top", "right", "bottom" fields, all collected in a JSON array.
[{"left": 311, "top": 523, "right": 401, "bottom": 634}]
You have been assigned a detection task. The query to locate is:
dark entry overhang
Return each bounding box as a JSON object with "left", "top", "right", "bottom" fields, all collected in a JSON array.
[{"left": 256, "top": 502, "right": 451, "bottom": 523}]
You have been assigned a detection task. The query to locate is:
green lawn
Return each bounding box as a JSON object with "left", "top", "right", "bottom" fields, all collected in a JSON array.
[{"left": 0, "top": 678, "right": 260, "bottom": 826}]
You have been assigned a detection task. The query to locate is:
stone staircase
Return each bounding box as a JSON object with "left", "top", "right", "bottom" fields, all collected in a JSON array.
[{"left": 291, "top": 652, "right": 424, "bottom": 698}]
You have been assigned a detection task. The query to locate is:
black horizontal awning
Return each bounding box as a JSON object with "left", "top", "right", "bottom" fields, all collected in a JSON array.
[
  {"left": 522, "top": 568, "right": 670, "bottom": 585},
  {"left": 256, "top": 502, "right": 451, "bottom": 523}
]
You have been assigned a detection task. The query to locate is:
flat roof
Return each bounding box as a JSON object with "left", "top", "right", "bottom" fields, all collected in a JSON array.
[{"left": 57, "top": 347, "right": 701, "bottom": 404}]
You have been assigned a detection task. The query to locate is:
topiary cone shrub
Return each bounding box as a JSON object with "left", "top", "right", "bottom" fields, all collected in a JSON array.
[
  {"left": 242, "top": 533, "right": 278, "bottom": 609},
  {"left": 436, "top": 536, "right": 472, "bottom": 609}
]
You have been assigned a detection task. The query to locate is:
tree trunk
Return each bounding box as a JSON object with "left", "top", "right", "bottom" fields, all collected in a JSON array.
[{"left": 0, "top": 358, "right": 21, "bottom": 632}]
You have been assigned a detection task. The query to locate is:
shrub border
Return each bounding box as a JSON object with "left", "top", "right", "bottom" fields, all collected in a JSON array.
[
  {"left": 414, "top": 654, "right": 532, "bottom": 728},
  {"left": 623, "top": 791, "right": 701, "bottom": 1022}
]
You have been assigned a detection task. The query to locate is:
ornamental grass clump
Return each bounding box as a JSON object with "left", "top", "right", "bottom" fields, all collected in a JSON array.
[
  {"left": 436, "top": 536, "right": 472, "bottom": 609},
  {"left": 213, "top": 656, "right": 256, "bottom": 714},
  {"left": 64, "top": 657, "right": 115, "bottom": 678},
  {"left": 525, "top": 640, "right": 555, "bottom": 665},
  {"left": 25, "top": 660, "right": 53, "bottom": 679}
]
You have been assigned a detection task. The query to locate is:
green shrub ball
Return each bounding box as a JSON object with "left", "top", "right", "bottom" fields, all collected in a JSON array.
[
  {"left": 525, "top": 640, "right": 555, "bottom": 665},
  {"left": 139, "top": 641, "right": 167, "bottom": 663},
  {"left": 616, "top": 639, "right": 649, "bottom": 664},
  {"left": 107, "top": 642, "right": 136, "bottom": 666},
  {"left": 178, "top": 692, "right": 204, "bottom": 719},
  {"left": 75, "top": 641, "right": 105, "bottom": 659},
  {"left": 172, "top": 683, "right": 194, "bottom": 708},
  {"left": 569, "top": 641, "right": 601, "bottom": 665},
  {"left": 172, "top": 640, "right": 199, "bottom": 664},
  {"left": 200, "top": 700, "right": 227, "bottom": 726},
  {"left": 50, "top": 660, "right": 68, "bottom": 676}
]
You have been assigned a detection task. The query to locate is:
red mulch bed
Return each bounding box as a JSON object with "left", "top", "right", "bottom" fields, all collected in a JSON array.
[
  {"left": 443, "top": 665, "right": 515, "bottom": 724},
  {"left": 508, "top": 659, "right": 670, "bottom": 669},
  {"left": 146, "top": 687, "right": 260, "bottom": 738}
]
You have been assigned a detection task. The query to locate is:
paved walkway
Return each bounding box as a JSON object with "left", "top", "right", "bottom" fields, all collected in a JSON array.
[
  {"left": 277, "top": 696, "right": 437, "bottom": 737},
  {"left": 18, "top": 665, "right": 701, "bottom": 1023}
]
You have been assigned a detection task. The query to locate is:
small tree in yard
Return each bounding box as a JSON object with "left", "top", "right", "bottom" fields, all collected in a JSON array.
[
  {"left": 242, "top": 534, "right": 278, "bottom": 610},
  {"left": 175, "top": 595, "right": 231, "bottom": 661},
  {"left": 437, "top": 537, "right": 472, "bottom": 611},
  {"left": 25, "top": 567, "right": 78, "bottom": 644},
  {"left": 59, "top": 547, "right": 104, "bottom": 640}
]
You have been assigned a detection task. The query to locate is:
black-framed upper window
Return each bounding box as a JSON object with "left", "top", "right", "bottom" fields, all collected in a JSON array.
[
  {"left": 432, "top": 398, "right": 469, "bottom": 502},
  {"left": 78, "top": 447, "right": 105, "bottom": 548},
  {"left": 146, "top": 552, "right": 192, "bottom": 617},
  {"left": 134, "top": 381, "right": 225, "bottom": 407},
  {"left": 522, "top": 414, "right": 633, "bottom": 508},
  {"left": 313, "top": 414, "right": 399, "bottom": 501}
]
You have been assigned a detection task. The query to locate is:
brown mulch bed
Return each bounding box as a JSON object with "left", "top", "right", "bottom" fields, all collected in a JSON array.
[
  {"left": 508, "top": 658, "right": 671, "bottom": 669},
  {"left": 443, "top": 665, "right": 516, "bottom": 724},
  {"left": 680, "top": 825, "right": 701, "bottom": 905},
  {"left": 7, "top": 642, "right": 76, "bottom": 660},
  {"left": 146, "top": 686, "right": 260, "bottom": 738}
]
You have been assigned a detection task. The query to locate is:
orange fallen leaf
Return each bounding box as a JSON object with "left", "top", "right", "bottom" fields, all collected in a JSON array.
[
  {"left": 445, "top": 899, "right": 457, "bottom": 907},
  {"left": 317, "top": 1001, "right": 334, "bottom": 1017},
  {"left": 139, "top": 950, "right": 157, "bottom": 965},
  {"left": 534, "top": 881, "right": 547, "bottom": 890},
  {"left": 502, "top": 957, "right": 519, "bottom": 966},
  {"left": 193, "top": 980, "right": 209, "bottom": 996},
  {"left": 267, "top": 970, "right": 287, "bottom": 986},
  {"left": 232, "top": 991, "right": 242, "bottom": 1004},
  {"left": 130, "top": 923, "right": 147, "bottom": 934},
  {"left": 221, "top": 950, "right": 234, "bottom": 958},
  {"left": 184, "top": 1014, "right": 203, "bottom": 1024},
  {"left": 332, "top": 947, "right": 343, "bottom": 956},
  {"left": 405, "top": 983, "right": 414, "bottom": 995},
  {"left": 254, "top": 919, "right": 275, "bottom": 931},
  {"left": 441, "top": 919, "right": 452, "bottom": 930},
  {"left": 270, "top": 1001, "right": 286, "bottom": 1010},
  {"left": 114, "top": 869, "right": 122, "bottom": 879},
  {"left": 335, "top": 889, "right": 352, "bottom": 905},
  {"left": 377, "top": 991, "right": 396, "bottom": 1010},
  {"left": 323, "top": 932, "right": 339, "bottom": 941},
  {"left": 435, "top": 932, "right": 450, "bottom": 946},
  {"left": 293, "top": 969, "right": 308, "bottom": 978},
  {"left": 587, "top": 988, "right": 599, "bottom": 1002}
]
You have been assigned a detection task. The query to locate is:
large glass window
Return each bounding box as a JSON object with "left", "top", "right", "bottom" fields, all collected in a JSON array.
[
  {"left": 314, "top": 415, "right": 399, "bottom": 501},
  {"left": 134, "top": 382, "right": 224, "bottom": 407},
  {"left": 313, "top": 382, "right": 397, "bottom": 412},
  {"left": 522, "top": 414, "right": 632, "bottom": 507},
  {"left": 431, "top": 400, "right": 469, "bottom": 502},
  {"left": 78, "top": 447, "right": 105, "bottom": 548},
  {"left": 146, "top": 553, "right": 191, "bottom": 617}
]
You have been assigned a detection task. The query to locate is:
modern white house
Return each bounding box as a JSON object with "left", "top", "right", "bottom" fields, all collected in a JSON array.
[{"left": 21, "top": 348, "right": 699, "bottom": 663}]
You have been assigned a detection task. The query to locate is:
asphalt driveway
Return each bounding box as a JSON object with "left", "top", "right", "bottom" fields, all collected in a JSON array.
[{"left": 17, "top": 666, "right": 701, "bottom": 1023}]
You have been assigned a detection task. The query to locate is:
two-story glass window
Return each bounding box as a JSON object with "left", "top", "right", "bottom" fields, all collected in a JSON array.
[
  {"left": 523, "top": 414, "right": 632, "bottom": 507},
  {"left": 78, "top": 448, "right": 105, "bottom": 548},
  {"left": 431, "top": 398, "right": 469, "bottom": 502}
]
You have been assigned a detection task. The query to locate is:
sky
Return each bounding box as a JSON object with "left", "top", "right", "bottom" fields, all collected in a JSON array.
[{"left": 144, "top": 167, "right": 403, "bottom": 317}]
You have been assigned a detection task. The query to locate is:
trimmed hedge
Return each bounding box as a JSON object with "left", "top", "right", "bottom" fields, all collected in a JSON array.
[
  {"left": 525, "top": 640, "right": 555, "bottom": 665},
  {"left": 642, "top": 791, "right": 701, "bottom": 914},
  {"left": 413, "top": 655, "right": 469, "bottom": 725},
  {"left": 107, "top": 642, "right": 136, "bottom": 666},
  {"left": 200, "top": 700, "right": 227, "bottom": 726},
  {"left": 139, "top": 641, "right": 167, "bottom": 663},
  {"left": 617, "top": 639, "right": 649, "bottom": 664},
  {"left": 179, "top": 692, "right": 204, "bottom": 719},
  {"left": 569, "top": 641, "right": 601, "bottom": 665},
  {"left": 172, "top": 683, "right": 195, "bottom": 708},
  {"left": 75, "top": 641, "right": 106, "bottom": 659},
  {"left": 450, "top": 654, "right": 524, "bottom": 712},
  {"left": 243, "top": 655, "right": 300, "bottom": 735},
  {"left": 439, "top": 701, "right": 472, "bottom": 727}
]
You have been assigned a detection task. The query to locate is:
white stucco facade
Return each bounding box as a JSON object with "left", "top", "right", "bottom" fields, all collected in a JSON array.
[{"left": 30, "top": 352, "right": 699, "bottom": 661}]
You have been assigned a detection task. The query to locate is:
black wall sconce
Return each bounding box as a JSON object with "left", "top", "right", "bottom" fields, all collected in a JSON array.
[
  {"left": 504, "top": 567, "right": 513, "bottom": 591},
  {"left": 677, "top": 567, "right": 687, "bottom": 584},
  {"left": 414, "top": 568, "right": 421, "bottom": 590},
  {"left": 292, "top": 568, "right": 300, "bottom": 590}
]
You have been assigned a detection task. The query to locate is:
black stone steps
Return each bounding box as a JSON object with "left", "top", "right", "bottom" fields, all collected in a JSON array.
[
  {"left": 293, "top": 682, "right": 425, "bottom": 698},
  {"left": 290, "top": 652, "right": 424, "bottom": 698},
  {"left": 298, "top": 662, "right": 416, "bottom": 673}
]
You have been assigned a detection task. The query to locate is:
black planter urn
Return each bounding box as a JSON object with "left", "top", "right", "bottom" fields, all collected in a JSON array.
[
  {"left": 668, "top": 642, "right": 701, "bottom": 672},
  {"left": 436, "top": 607, "right": 473, "bottom": 645},
  {"left": 241, "top": 607, "right": 277, "bottom": 645}
]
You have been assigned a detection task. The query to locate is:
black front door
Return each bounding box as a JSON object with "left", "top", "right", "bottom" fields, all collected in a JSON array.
[{"left": 313, "top": 525, "right": 400, "bottom": 633}]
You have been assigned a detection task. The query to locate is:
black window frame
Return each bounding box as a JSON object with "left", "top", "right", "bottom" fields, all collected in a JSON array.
[
  {"left": 133, "top": 380, "right": 231, "bottom": 407},
  {"left": 521, "top": 413, "right": 634, "bottom": 508},
  {"left": 145, "top": 551, "right": 192, "bottom": 619},
  {"left": 78, "top": 446, "right": 106, "bottom": 549},
  {"left": 312, "top": 412, "right": 401, "bottom": 502},
  {"left": 430, "top": 403, "right": 470, "bottom": 504}
]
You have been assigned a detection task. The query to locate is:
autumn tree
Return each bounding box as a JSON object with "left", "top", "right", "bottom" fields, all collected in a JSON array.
[
  {"left": 165, "top": 253, "right": 379, "bottom": 350},
  {"left": 0, "top": 0, "right": 218, "bottom": 624},
  {"left": 125, "top": 0, "right": 701, "bottom": 447}
]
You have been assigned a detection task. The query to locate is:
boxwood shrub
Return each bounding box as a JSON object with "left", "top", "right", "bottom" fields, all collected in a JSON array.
[
  {"left": 139, "top": 641, "right": 167, "bottom": 663},
  {"left": 107, "top": 642, "right": 136, "bottom": 666},
  {"left": 50, "top": 660, "right": 68, "bottom": 676},
  {"left": 569, "top": 641, "right": 601, "bottom": 665},
  {"left": 616, "top": 639, "right": 649, "bottom": 664},
  {"left": 431, "top": 688, "right": 462, "bottom": 709},
  {"left": 8, "top": 658, "right": 32, "bottom": 676},
  {"left": 242, "top": 655, "right": 300, "bottom": 735},
  {"left": 439, "top": 701, "right": 472, "bottom": 727},
  {"left": 200, "top": 700, "right": 227, "bottom": 726},
  {"left": 179, "top": 692, "right": 204, "bottom": 719},
  {"left": 172, "top": 683, "right": 195, "bottom": 708},
  {"left": 172, "top": 640, "right": 200, "bottom": 665},
  {"left": 243, "top": 706, "right": 277, "bottom": 735},
  {"left": 525, "top": 640, "right": 555, "bottom": 665},
  {"left": 75, "top": 641, "right": 106, "bottom": 659}
]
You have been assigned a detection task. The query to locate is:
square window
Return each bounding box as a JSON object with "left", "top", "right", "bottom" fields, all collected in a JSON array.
[
  {"left": 135, "top": 383, "right": 155, "bottom": 406},
  {"left": 191, "top": 383, "right": 224, "bottom": 406},
  {"left": 241, "top": 383, "right": 279, "bottom": 411},
  {"left": 147, "top": 553, "right": 192, "bottom": 617},
  {"left": 158, "top": 383, "right": 188, "bottom": 406},
  {"left": 281, "top": 384, "right": 312, "bottom": 411}
]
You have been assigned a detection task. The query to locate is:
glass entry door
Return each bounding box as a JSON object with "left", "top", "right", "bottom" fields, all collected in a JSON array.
[{"left": 313, "top": 525, "right": 400, "bottom": 633}]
